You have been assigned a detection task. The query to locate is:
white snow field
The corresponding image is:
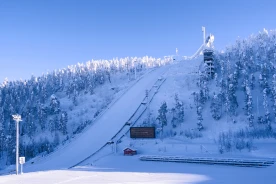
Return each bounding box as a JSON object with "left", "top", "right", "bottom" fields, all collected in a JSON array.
[{"left": 1, "top": 155, "right": 275, "bottom": 184}]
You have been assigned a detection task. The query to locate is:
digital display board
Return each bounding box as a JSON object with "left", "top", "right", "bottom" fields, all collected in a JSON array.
[{"left": 130, "top": 127, "right": 155, "bottom": 138}]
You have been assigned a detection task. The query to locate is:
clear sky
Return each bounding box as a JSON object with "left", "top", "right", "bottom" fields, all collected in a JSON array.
[{"left": 0, "top": 0, "right": 276, "bottom": 82}]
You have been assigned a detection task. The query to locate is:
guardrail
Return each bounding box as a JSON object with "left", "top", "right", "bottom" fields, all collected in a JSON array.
[{"left": 139, "top": 155, "right": 275, "bottom": 168}]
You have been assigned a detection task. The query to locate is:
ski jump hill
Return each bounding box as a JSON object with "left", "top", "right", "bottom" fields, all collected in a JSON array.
[
  {"left": 21, "top": 28, "right": 215, "bottom": 172},
  {"left": 24, "top": 66, "right": 169, "bottom": 172}
]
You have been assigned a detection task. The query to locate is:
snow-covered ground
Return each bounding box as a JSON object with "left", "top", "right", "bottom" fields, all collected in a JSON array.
[{"left": 1, "top": 155, "right": 275, "bottom": 184}]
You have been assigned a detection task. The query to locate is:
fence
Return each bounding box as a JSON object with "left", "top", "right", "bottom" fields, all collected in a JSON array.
[{"left": 139, "top": 155, "right": 275, "bottom": 168}]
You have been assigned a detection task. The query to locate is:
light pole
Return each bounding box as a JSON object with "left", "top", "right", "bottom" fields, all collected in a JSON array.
[{"left": 12, "top": 114, "right": 22, "bottom": 175}]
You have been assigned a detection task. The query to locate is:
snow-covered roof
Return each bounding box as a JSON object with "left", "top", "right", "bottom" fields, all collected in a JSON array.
[{"left": 124, "top": 148, "right": 136, "bottom": 151}]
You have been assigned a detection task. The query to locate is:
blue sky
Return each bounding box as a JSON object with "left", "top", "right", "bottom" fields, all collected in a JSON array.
[{"left": 0, "top": 0, "right": 275, "bottom": 82}]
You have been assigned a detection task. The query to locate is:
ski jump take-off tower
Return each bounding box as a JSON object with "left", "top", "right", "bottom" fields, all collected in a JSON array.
[
  {"left": 183, "top": 27, "right": 215, "bottom": 78},
  {"left": 202, "top": 27, "right": 215, "bottom": 78}
]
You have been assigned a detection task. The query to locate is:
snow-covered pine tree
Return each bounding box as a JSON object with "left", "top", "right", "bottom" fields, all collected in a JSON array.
[
  {"left": 157, "top": 102, "right": 168, "bottom": 136},
  {"left": 214, "top": 73, "right": 219, "bottom": 86},
  {"left": 193, "top": 91, "right": 204, "bottom": 130},
  {"left": 263, "top": 88, "right": 271, "bottom": 125},
  {"left": 245, "top": 86, "right": 254, "bottom": 127},
  {"left": 59, "top": 111, "right": 68, "bottom": 135},
  {"left": 227, "top": 83, "right": 238, "bottom": 117},
  {"left": 250, "top": 73, "right": 255, "bottom": 90},
  {"left": 203, "top": 81, "right": 209, "bottom": 101},
  {"left": 0, "top": 109, "right": 5, "bottom": 158},
  {"left": 272, "top": 74, "right": 276, "bottom": 123},
  {"left": 87, "top": 73, "right": 95, "bottom": 95},
  {"left": 177, "top": 100, "right": 184, "bottom": 124},
  {"left": 0, "top": 89, "right": 2, "bottom": 106},
  {"left": 171, "top": 107, "right": 177, "bottom": 128},
  {"left": 48, "top": 118, "right": 55, "bottom": 133},
  {"left": 232, "top": 71, "right": 239, "bottom": 89},
  {"left": 199, "top": 89, "right": 207, "bottom": 105},
  {"left": 53, "top": 115, "right": 59, "bottom": 132},
  {"left": 210, "top": 93, "right": 222, "bottom": 120},
  {"left": 234, "top": 61, "right": 242, "bottom": 80},
  {"left": 65, "top": 81, "right": 73, "bottom": 98},
  {"left": 263, "top": 77, "right": 270, "bottom": 94},
  {"left": 175, "top": 94, "right": 184, "bottom": 121},
  {"left": 171, "top": 94, "right": 184, "bottom": 128},
  {"left": 50, "top": 95, "right": 60, "bottom": 114},
  {"left": 197, "top": 106, "right": 204, "bottom": 131},
  {"left": 41, "top": 86, "right": 47, "bottom": 103},
  {"left": 37, "top": 103, "right": 47, "bottom": 130},
  {"left": 72, "top": 91, "right": 78, "bottom": 106},
  {"left": 259, "top": 64, "right": 270, "bottom": 93},
  {"left": 259, "top": 73, "right": 264, "bottom": 90}
]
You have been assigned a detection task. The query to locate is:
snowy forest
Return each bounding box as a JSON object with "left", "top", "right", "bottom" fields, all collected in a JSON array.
[
  {"left": 139, "top": 29, "right": 276, "bottom": 153},
  {"left": 213, "top": 29, "right": 276, "bottom": 127},
  {"left": 0, "top": 56, "right": 172, "bottom": 168},
  {"left": 195, "top": 29, "right": 276, "bottom": 152}
]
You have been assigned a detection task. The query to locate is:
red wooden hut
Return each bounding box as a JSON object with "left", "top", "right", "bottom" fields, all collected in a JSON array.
[{"left": 123, "top": 148, "right": 137, "bottom": 156}]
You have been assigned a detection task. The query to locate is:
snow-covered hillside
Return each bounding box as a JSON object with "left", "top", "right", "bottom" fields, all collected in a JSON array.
[
  {"left": 113, "top": 30, "right": 276, "bottom": 158},
  {"left": 99, "top": 53, "right": 276, "bottom": 160}
]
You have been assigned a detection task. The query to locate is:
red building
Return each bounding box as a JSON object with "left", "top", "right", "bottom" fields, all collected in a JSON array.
[{"left": 123, "top": 148, "right": 137, "bottom": 156}]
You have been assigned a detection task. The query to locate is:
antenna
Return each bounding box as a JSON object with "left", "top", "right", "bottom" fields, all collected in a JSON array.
[{"left": 202, "top": 27, "right": 206, "bottom": 45}]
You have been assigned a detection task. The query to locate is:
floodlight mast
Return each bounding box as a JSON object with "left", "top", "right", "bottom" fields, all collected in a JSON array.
[{"left": 12, "top": 114, "right": 22, "bottom": 175}]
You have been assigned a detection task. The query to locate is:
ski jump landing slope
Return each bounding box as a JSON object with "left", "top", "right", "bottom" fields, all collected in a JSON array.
[{"left": 26, "top": 66, "right": 168, "bottom": 172}]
